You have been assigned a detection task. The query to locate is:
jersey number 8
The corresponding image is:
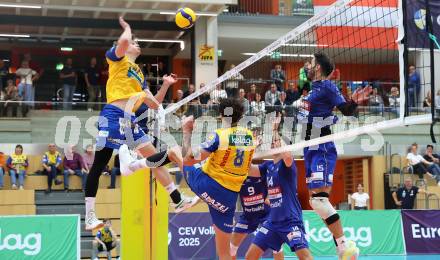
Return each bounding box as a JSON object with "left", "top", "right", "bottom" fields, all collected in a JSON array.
[{"left": 234, "top": 149, "right": 245, "bottom": 167}]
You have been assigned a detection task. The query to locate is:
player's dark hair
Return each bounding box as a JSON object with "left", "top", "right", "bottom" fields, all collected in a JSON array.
[
  {"left": 15, "top": 144, "right": 23, "bottom": 150},
  {"left": 219, "top": 98, "right": 244, "bottom": 126},
  {"left": 427, "top": 144, "right": 434, "bottom": 149},
  {"left": 314, "top": 52, "right": 334, "bottom": 77}
]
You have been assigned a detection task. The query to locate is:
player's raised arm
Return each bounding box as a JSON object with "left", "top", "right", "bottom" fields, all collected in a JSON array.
[
  {"left": 182, "top": 116, "right": 211, "bottom": 165},
  {"left": 115, "top": 17, "right": 132, "bottom": 58}
]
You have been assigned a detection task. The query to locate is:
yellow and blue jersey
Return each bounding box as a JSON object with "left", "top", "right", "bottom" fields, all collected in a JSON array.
[
  {"left": 42, "top": 151, "right": 62, "bottom": 166},
  {"left": 201, "top": 127, "right": 256, "bottom": 192},
  {"left": 105, "top": 47, "right": 147, "bottom": 111},
  {"left": 7, "top": 154, "right": 28, "bottom": 171},
  {"left": 96, "top": 228, "right": 113, "bottom": 243}
]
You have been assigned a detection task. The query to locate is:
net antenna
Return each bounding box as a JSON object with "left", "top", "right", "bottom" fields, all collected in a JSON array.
[{"left": 165, "top": 0, "right": 433, "bottom": 159}]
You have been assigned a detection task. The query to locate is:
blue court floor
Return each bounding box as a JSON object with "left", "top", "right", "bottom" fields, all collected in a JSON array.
[{"left": 258, "top": 255, "right": 440, "bottom": 260}]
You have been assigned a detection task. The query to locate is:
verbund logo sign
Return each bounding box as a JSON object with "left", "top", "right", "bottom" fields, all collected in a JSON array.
[{"left": 402, "top": 210, "right": 440, "bottom": 254}]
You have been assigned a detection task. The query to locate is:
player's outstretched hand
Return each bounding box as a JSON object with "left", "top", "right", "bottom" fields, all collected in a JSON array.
[
  {"left": 163, "top": 74, "right": 178, "bottom": 86},
  {"left": 119, "top": 17, "right": 130, "bottom": 30},
  {"left": 182, "top": 116, "right": 195, "bottom": 134},
  {"left": 352, "top": 85, "right": 373, "bottom": 104}
]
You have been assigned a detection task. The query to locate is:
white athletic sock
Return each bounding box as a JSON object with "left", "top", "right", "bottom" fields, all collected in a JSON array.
[
  {"left": 336, "top": 236, "right": 347, "bottom": 252},
  {"left": 128, "top": 158, "right": 148, "bottom": 171},
  {"left": 165, "top": 182, "right": 177, "bottom": 194},
  {"left": 85, "top": 197, "right": 96, "bottom": 214},
  {"left": 230, "top": 243, "right": 239, "bottom": 257}
]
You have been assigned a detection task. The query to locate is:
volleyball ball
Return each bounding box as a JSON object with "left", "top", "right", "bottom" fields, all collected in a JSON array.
[{"left": 175, "top": 8, "right": 196, "bottom": 29}]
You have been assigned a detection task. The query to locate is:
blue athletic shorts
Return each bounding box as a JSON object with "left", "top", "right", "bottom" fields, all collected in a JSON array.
[
  {"left": 96, "top": 104, "right": 152, "bottom": 150},
  {"left": 304, "top": 142, "right": 337, "bottom": 189},
  {"left": 253, "top": 222, "right": 309, "bottom": 253},
  {"left": 233, "top": 213, "right": 268, "bottom": 234},
  {"left": 183, "top": 165, "right": 238, "bottom": 233}
]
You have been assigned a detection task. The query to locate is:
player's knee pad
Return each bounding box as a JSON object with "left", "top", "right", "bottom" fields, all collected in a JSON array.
[
  {"left": 309, "top": 192, "right": 338, "bottom": 225},
  {"left": 230, "top": 243, "right": 239, "bottom": 257}
]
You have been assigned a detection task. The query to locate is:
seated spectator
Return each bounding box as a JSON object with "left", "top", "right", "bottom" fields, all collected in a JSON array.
[
  {"left": 247, "top": 84, "right": 257, "bottom": 102},
  {"left": 298, "top": 60, "right": 311, "bottom": 91},
  {"left": 406, "top": 143, "right": 434, "bottom": 180},
  {"left": 351, "top": 184, "right": 369, "bottom": 210},
  {"left": 183, "top": 84, "right": 196, "bottom": 99},
  {"left": 265, "top": 83, "right": 280, "bottom": 113},
  {"left": 209, "top": 84, "right": 227, "bottom": 105},
  {"left": 199, "top": 83, "right": 210, "bottom": 105},
  {"left": 423, "top": 144, "right": 440, "bottom": 186},
  {"left": 3, "top": 79, "right": 22, "bottom": 117},
  {"left": 42, "top": 143, "right": 63, "bottom": 193},
  {"left": 7, "top": 144, "right": 28, "bottom": 190},
  {"left": 250, "top": 93, "right": 265, "bottom": 118},
  {"left": 185, "top": 96, "right": 202, "bottom": 118},
  {"left": 92, "top": 219, "right": 120, "bottom": 260},
  {"left": 393, "top": 178, "right": 431, "bottom": 209},
  {"left": 270, "top": 64, "right": 286, "bottom": 91},
  {"left": 173, "top": 90, "right": 185, "bottom": 118},
  {"left": 285, "top": 82, "right": 300, "bottom": 105},
  {"left": 225, "top": 64, "right": 244, "bottom": 98},
  {"left": 0, "top": 151, "right": 5, "bottom": 189},
  {"left": 423, "top": 91, "right": 432, "bottom": 108},
  {"left": 435, "top": 90, "right": 440, "bottom": 109},
  {"left": 275, "top": 91, "right": 291, "bottom": 117},
  {"left": 368, "top": 87, "right": 384, "bottom": 114},
  {"left": 238, "top": 88, "right": 249, "bottom": 115},
  {"left": 108, "top": 154, "right": 120, "bottom": 189},
  {"left": 63, "top": 145, "right": 87, "bottom": 192},
  {"left": 83, "top": 144, "right": 95, "bottom": 173},
  {"left": 387, "top": 86, "right": 400, "bottom": 116}
]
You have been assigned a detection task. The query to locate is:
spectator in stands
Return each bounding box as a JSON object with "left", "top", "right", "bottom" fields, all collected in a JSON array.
[
  {"left": 173, "top": 90, "right": 185, "bottom": 118},
  {"left": 42, "top": 143, "right": 63, "bottom": 193},
  {"left": 393, "top": 178, "right": 432, "bottom": 209},
  {"left": 275, "top": 91, "right": 290, "bottom": 117},
  {"left": 0, "top": 151, "right": 5, "bottom": 189},
  {"left": 199, "top": 83, "right": 210, "bottom": 105},
  {"left": 238, "top": 88, "right": 249, "bottom": 115},
  {"left": 408, "top": 65, "right": 420, "bottom": 108},
  {"left": 183, "top": 84, "right": 196, "bottom": 99},
  {"left": 92, "top": 219, "right": 120, "bottom": 260},
  {"left": 100, "top": 58, "right": 109, "bottom": 106},
  {"left": 406, "top": 143, "right": 435, "bottom": 180},
  {"left": 285, "top": 82, "right": 300, "bottom": 105},
  {"left": 388, "top": 87, "right": 400, "bottom": 110},
  {"left": 330, "top": 67, "right": 341, "bottom": 90},
  {"left": 299, "top": 60, "right": 311, "bottom": 91},
  {"left": 15, "top": 60, "right": 38, "bottom": 114},
  {"left": 265, "top": 83, "right": 280, "bottom": 113},
  {"left": 7, "top": 144, "right": 28, "bottom": 190},
  {"left": 3, "top": 79, "right": 22, "bottom": 117},
  {"left": 85, "top": 57, "right": 100, "bottom": 112},
  {"left": 63, "top": 145, "right": 87, "bottom": 192},
  {"left": 435, "top": 90, "right": 440, "bottom": 109},
  {"left": 185, "top": 94, "right": 202, "bottom": 118},
  {"left": 368, "top": 87, "right": 384, "bottom": 115},
  {"left": 83, "top": 144, "right": 95, "bottom": 173},
  {"left": 423, "top": 145, "right": 440, "bottom": 186},
  {"left": 23, "top": 53, "right": 43, "bottom": 81},
  {"left": 209, "top": 84, "right": 227, "bottom": 105},
  {"left": 250, "top": 92, "right": 265, "bottom": 119},
  {"left": 108, "top": 154, "right": 120, "bottom": 189},
  {"left": 351, "top": 183, "right": 369, "bottom": 210},
  {"left": 423, "top": 91, "right": 432, "bottom": 108},
  {"left": 60, "top": 58, "right": 77, "bottom": 110},
  {"left": 246, "top": 84, "right": 257, "bottom": 102},
  {"left": 225, "top": 64, "right": 244, "bottom": 98},
  {"left": 0, "top": 59, "right": 9, "bottom": 91},
  {"left": 270, "top": 64, "right": 286, "bottom": 91}
]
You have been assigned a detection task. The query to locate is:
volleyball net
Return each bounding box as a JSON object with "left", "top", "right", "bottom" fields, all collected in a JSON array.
[{"left": 157, "top": 0, "right": 435, "bottom": 159}]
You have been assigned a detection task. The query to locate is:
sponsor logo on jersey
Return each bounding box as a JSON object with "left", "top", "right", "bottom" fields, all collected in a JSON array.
[
  {"left": 229, "top": 134, "right": 253, "bottom": 146},
  {"left": 268, "top": 187, "right": 282, "bottom": 200},
  {"left": 242, "top": 194, "right": 264, "bottom": 206}
]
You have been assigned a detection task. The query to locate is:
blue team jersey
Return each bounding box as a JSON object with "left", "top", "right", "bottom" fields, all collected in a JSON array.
[
  {"left": 259, "top": 160, "right": 303, "bottom": 230},
  {"left": 298, "top": 80, "right": 346, "bottom": 127},
  {"left": 239, "top": 176, "right": 270, "bottom": 219}
]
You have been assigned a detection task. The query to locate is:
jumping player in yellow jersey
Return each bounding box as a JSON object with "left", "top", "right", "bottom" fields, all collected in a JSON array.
[
  {"left": 84, "top": 17, "right": 197, "bottom": 231},
  {"left": 182, "top": 98, "right": 255, "bottom": 260}
]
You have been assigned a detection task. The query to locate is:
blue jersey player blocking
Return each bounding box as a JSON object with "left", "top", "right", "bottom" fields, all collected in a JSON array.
[
  {"left": 298, "top": 52, "right": 372, "bottom": 259},
  {"left": 245, "top": 134, "right": 312, "bottom": 260},
  {"left": 230, "top": 176, "right": 283, "bottom": 260}
]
